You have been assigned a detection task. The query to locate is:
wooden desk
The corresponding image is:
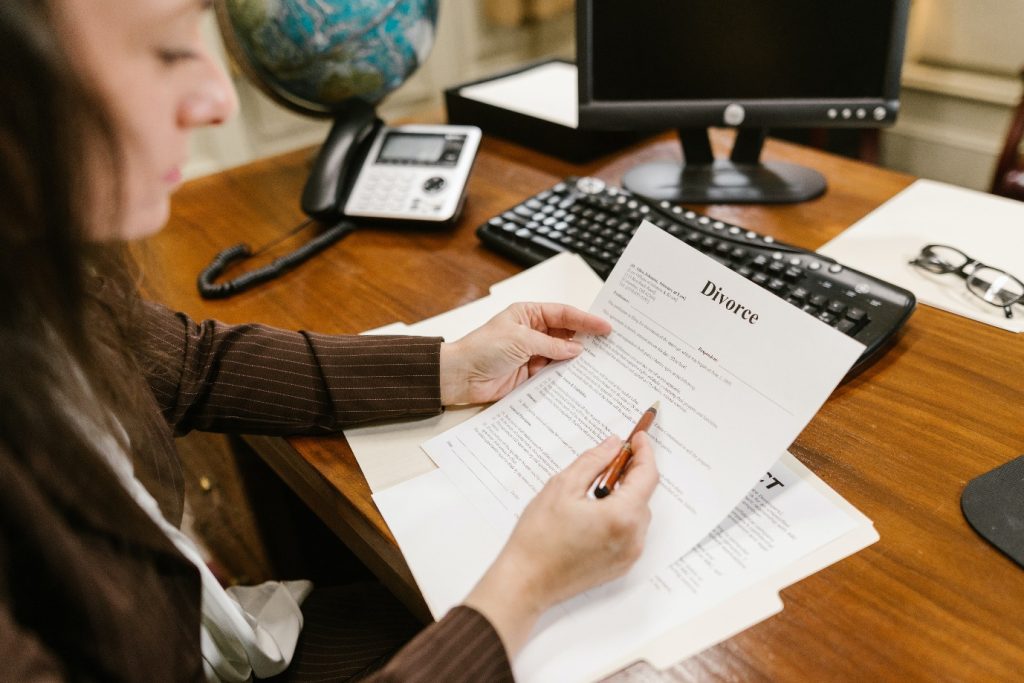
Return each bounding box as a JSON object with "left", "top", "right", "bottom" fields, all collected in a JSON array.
[{"left": 147, "top": 131, "right": 1024, "bottom": 680}]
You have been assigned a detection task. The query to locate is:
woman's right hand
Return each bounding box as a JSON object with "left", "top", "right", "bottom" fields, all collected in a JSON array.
[{"left": 463, "top": 432, "right": 659, "bottom": 656}]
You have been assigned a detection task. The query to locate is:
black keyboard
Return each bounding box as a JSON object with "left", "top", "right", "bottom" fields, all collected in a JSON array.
[{"left": 476, "top": 176, "right": 916, "bottom": 373}]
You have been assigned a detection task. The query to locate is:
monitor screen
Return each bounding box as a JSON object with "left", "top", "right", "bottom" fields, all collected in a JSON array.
[
  {"left": 591, "top": 3, "right": 894, "bottom": 103},
  {"left": 576, "top": 0, "right": 910, "bottom": 203}
]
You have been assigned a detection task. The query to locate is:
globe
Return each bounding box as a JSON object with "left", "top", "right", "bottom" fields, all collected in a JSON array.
[{"left": 215, "top": 0, "right": 440, "bottom": 116}]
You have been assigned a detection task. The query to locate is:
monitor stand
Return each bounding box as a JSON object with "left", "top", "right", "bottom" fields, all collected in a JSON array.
[{"left": 622, "top": 128, "right": 827, "bottom": 204}]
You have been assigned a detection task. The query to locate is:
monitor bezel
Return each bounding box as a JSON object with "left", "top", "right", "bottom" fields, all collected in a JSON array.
[{"left": 577, "top": 0, "right": 911, "bottom": 131}]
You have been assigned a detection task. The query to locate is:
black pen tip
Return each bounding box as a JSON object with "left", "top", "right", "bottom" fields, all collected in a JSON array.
[{"left": 594, "top": 486, "right": 610, "bottom": 499}]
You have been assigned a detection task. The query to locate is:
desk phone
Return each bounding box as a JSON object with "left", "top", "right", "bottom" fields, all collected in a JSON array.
[
  {"left": 199, "top": 118, "right": 480, "bottom": 299},
  {"left": 343, "top": 124, "right": 481, "bottom": 224}
]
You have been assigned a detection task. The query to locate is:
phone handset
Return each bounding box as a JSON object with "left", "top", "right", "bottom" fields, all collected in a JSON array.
[
  {"left": 301, "top": 99, "right": 382, "bottom": 220},
  {"left": 198, "top": 101, "right": 379, "bottom": 299}
]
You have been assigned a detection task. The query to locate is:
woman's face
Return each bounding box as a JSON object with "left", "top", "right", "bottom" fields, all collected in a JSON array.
[{"left": 59, "top": 0, "right": 238, "bottom": 240}]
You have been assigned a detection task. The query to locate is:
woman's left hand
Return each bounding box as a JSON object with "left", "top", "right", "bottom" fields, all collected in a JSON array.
[{"left": 439, "top": 302, "right": 612, "bottom": 405}]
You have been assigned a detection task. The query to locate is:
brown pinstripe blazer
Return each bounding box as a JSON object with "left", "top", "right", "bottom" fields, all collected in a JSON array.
[{"left": 0, "top": 302, "right": 513, "bottom": 682}]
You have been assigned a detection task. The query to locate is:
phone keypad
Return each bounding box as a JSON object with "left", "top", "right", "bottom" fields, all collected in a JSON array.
[{"left": 351, "top": 170, "right": 416, "bottom": 213}]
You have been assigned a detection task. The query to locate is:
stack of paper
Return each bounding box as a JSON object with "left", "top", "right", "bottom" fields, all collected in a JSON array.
[{"left": 347, "top": 238, "right": 878, "bottom": 682}]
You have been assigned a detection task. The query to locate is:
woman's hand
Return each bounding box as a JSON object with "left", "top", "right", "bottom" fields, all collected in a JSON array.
[
  {"left": 439, "top": 302, "right": 612, "bottom": 406},
  {"left": 463, "top": 432, "right": 659, "bottom": 656}
]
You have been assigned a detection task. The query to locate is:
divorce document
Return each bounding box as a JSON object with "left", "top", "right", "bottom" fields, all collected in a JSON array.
[{"left": 423, "top": 221, "right": 865, "bottom": 582}]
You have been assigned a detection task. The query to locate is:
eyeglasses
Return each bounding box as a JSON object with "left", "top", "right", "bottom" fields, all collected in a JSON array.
[{"left": 909, "top": 244, "right": 1024, "bottom": 319}]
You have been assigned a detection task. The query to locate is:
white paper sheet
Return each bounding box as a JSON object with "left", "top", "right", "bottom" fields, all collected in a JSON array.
[
  {"left": 347, "top": 254, "right": 603, "bottom": 492},
  {"left": 818, "top": 179, "right": 1024, "bottom": 333},
  {"left": 458, "top": 61, "right": 579, "bottom": 128},
  {"left": 374, "top": 451, "right": 874, "bottom": 683},
  {"left": 423, "top": 222, "right": 865, "bottom": 583}
]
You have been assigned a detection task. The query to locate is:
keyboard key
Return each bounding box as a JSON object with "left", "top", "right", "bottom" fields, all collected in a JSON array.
[
  {"left": 837, "top": 319, "right": 857, "bottom": 334},
  {"left": 789, "top": 287, "right": 809, "bottom": 302},
  {"left": 817, "top": 311, "right": 839, "bottom": 325},
  {"left": 783, "top": 267, "right": 803, "bottom": 282},
  {"left": 827, "top": 301, "right": 847, "bottom": 315},
  {"left": 752, "top": 254, "right": 770, "bottom": 268},
  {"left": 809, "top": 294, "right": 828, "bottom": 308},
  {"left": 847, "top": 307, "right": 867, "bottom": 322},
  {"left": 752, "top": 272, "right": 769, "bottom": 285},
  {"left": 768, "top": 278, "right": 786, "bottom": 292},
  {"left": 731, "top": 247, "right": 748, "bottom": 260},
  {"left": 528, "top": 233, "right": 568, "bottom": 254}
]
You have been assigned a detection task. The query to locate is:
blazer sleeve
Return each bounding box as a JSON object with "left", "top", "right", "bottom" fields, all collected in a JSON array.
[
  {"left": 137, "top": 301, "right": 444, "bottom": 436},
  {"left": 368, "top": 606, "right": 514, "bottom": 682}
]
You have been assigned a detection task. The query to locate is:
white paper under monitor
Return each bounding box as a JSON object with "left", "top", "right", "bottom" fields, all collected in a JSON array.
[{"left": 458, "top": 61, "right": 579, "bottom": 128}]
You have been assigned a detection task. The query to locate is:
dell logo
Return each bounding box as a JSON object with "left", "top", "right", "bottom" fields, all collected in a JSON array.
[{"left": 723, "top": 103, "right": 745, "bottom": 126}]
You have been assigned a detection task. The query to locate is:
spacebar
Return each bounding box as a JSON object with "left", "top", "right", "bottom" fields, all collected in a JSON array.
[
  {"left": 526, "top": 233, "right": 568, "bottom": 254},
  {"left": 526, "top": 234, "right": 613, "bottom": 277}
]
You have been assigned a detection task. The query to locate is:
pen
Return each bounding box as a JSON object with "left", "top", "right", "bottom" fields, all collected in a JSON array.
[{"left": 593, "top": 401, "right": 659, "bottom": 499}]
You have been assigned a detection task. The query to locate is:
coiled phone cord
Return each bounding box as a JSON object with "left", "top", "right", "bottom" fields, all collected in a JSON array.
[{"left": 197, "top": 218, "right": 355, "bottom": 299}]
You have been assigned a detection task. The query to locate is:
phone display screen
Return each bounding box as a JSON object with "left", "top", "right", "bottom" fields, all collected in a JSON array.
[{"left": 378, "top": 133, "right": 448, "bottom": 164}]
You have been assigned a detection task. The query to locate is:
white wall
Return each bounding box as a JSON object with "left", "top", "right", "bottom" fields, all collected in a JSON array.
[
  {"left": 186, "top": 0, "right": 574, "bottom": 180},
  {"left": 880, "top": 0, "right": 1024, "bottom": 189},
  {"left": 191, "top": 1, "right": 1024, "bottom": 192}
]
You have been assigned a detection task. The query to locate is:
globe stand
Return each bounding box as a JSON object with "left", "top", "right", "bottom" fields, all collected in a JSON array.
[{"left": 301, "top": 99, "right": 383, "bottom": 221}]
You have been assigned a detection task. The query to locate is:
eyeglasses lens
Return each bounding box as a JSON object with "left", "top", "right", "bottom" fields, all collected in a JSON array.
[
  {"left": 918, "top": 245, "right": 968, "bottom": 273},
  {"left": 967, "top": 267, "right": 1024, "bottom": 306}
]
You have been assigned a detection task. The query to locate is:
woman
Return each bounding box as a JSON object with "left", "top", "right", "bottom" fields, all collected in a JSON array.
[{"left": 0, "top": 1, "right": 659, "bottom": 681}]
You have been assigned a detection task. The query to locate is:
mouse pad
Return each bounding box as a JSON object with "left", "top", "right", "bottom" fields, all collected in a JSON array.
[{"left": 961, "top": 455, "right": 1024, "bottom": 568}]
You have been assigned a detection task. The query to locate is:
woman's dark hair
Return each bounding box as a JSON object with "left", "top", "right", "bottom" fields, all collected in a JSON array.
[{"left": 0, "top": 1, "right": 172, "bottom": 496}]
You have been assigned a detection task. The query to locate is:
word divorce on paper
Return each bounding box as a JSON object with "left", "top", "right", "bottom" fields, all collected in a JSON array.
[{"left": 700, "top": 280, "right": 759, "bottom": 324}]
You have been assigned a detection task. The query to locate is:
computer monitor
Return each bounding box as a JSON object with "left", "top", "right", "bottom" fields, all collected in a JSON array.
[{"left": 576, "top": 1, "right": 911, "bottom": 204}]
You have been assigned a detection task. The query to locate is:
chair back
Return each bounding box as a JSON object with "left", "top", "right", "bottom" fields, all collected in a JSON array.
[{"left": 991, "top": 68, "right": 1024, "bottom": 201}]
